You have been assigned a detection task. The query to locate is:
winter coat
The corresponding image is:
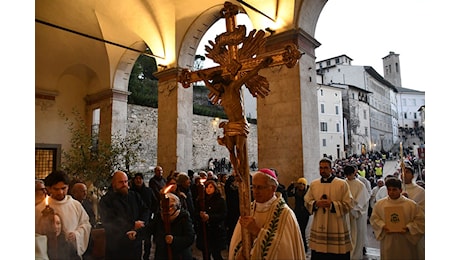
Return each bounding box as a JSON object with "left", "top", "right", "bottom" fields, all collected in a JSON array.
[
  {"left": 140, "top": 210, "right": 195, "bottom": 260},
  {"left": 99, "top": 189, "right": 150, "bottom": 260},
  {"left": 195, "top": 192, "right": 228, "bottom": 252}
]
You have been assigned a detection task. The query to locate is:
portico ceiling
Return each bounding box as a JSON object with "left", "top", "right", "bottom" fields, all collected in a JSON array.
[{"left": 36, "top": 0, "right": 326, "bottom": 92}]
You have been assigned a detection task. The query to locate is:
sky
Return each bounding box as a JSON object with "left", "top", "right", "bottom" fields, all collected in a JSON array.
[{"left": 314, "top": 0, "right": 459, "bottom": 93}]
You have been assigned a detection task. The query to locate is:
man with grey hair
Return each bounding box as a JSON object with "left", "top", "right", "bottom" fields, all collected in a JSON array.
[
  {"left": 35, "top": 179, "right": 47, "bottom": 206},
  {"left": 229, "top": 168, "right": 306, "bottom": 260}
]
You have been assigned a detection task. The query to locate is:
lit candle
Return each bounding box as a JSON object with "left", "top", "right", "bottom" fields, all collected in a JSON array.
[
  {"left": 45, "top": 195, "right": 49, "bottom": 206},
  {"left": 163, "top": 184, "right": 173, "bottom": 194},
  {"left": 199, "top": 178, "right": 206, "bottom": 210},
  {"left": 198, "top": 177, "right": 209, "bottom": 259},
  {"left": 161, "top": 185, "right": 173, "bottom": 260}
]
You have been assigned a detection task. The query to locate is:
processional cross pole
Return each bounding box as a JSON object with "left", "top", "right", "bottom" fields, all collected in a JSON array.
[{"left": 178, "top": 2, "right": 301, "bottom": 259}]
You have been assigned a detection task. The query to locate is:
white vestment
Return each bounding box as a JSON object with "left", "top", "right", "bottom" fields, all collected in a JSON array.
[
  {"left": 405, "top": 182, "right": 426, "bottom": 259},
  {"left": 375, "top": 186, "right": 388, "bottom": 202},
  {"left": 357, "top": 175, "right": 372, "bottom": 196},
  {"left": 35, "top": 195, "right": 91, "bottom": 257},
  {"left": 405, "top": 183, "right": 425, "bottom": 211},
  {"left": 228, "top": 195, "right": 306, "bottom": 260},
  {"left": 370, "top": 195, "right": 424, "bottom": 260},
  {"left": 346, "top": 178, "right": 370, "bottom": 260},
  {"left": 304, "top": 176, "right": 353, "bottom": 254},
  {"left": 370, "top": 186, "right": 383, "bottom": 209},
  {"left": 35, "top": 233, "right": 49, "bottom": 260}
]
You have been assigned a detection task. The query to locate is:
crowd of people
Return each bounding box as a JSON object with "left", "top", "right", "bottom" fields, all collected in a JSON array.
[{"left": 35, "top": 152, "right": 425, "bottom": 260}]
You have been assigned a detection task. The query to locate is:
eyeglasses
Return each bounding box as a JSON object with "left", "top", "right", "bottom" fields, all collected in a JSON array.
[
  {"left": 252, "top": 185, "right": 270, "bottom": 190},
  {"left": 35, "top": 188, "right": 47, "bottom": 192}
]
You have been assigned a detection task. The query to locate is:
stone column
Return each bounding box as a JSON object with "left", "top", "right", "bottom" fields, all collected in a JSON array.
[
  {"left": 258, "top": 29, "right": 321, "bottom": 186},
  {"left": 85, "top": 89, "right": 129, "bottom": 144},
  {"left": 154, "top": 68, "right": 193, "bottom": 175}
]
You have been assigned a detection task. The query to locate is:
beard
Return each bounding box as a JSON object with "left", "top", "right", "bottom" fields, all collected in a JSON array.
[{"left": 116, "top": 186, "right": 129, "bottom": 195}]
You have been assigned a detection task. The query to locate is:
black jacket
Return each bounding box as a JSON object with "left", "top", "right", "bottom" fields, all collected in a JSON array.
[
  {"left": 195, "top": 192, "right": 227, "bottom": 252},
  {"left": 99, "top": 189, "right": 150, "bottom": 260},
  {"left": 140, "top": 210, "right": 195, "bottom": 260}
]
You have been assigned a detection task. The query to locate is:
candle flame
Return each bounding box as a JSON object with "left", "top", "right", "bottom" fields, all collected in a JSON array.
[
  {"left": 45, "top": 195, "right": 49, "bottom": 206},
  {"left": 200, "top": 178, "right": 206, "bottom": 185},
  {"left": 164, "top": 184, "right": 173, "bottom": 194}
]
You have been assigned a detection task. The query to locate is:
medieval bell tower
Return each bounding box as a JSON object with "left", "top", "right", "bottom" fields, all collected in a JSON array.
[{"left": 382, "top": 51, "right": 402, "bottom": 87}]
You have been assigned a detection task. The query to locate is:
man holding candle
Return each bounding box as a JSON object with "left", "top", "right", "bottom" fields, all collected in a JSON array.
[
  {"left": 35, "top": 179, "right": 47, "bottom": 206},
  {"left": 35, "top": 170, "right": 91, "bottom": 259}
]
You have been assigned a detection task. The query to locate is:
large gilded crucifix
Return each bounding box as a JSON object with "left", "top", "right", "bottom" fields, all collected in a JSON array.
[{"left": 178, "top": 2, "right": 301, "bottom": 258}]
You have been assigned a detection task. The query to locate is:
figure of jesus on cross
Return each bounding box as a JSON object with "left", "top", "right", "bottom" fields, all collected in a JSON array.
[{"left": 178, "top": 2, "right": 301, "bottom": 258}]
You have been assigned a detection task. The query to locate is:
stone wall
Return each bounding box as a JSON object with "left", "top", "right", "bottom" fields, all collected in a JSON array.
[{"left": 127, "top": 104, "right": 258, "bottom": 174}]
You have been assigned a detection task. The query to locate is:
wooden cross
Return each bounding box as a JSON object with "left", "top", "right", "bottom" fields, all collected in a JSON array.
[{"left": 178, "top": 2, "right": 301, "bottom": 259}]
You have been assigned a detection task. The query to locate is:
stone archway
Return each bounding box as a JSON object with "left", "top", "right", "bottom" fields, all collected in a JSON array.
[{"left": 154, "top": 1, "right": 326, "bottom": 183}]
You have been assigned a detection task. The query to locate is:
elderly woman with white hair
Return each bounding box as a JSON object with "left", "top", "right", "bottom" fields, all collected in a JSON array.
[
  {"left": 228, "top": 168, "right": 306, "bottom": 260},
  {"left": 127, "top": 192, "right": 195, "bottom": 260}
]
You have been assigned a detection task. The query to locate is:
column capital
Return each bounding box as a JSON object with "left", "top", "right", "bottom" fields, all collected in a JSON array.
[
  {"left": 84, "top": 89, "right": 130, "bottom": 105},
  {"left": 265, "top": 28, "right": 321, "bottom": 58},
  {"left": 154, "top": 67, "right": 181, "bottom": 82}
]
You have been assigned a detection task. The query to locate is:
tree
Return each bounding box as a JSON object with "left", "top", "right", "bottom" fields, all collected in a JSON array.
[
  {"left": 128, "top": 51, "right": 159, "bottom": 107},
  {"left": 59, "top": 109, "right": 142, "bottom": 200}
]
